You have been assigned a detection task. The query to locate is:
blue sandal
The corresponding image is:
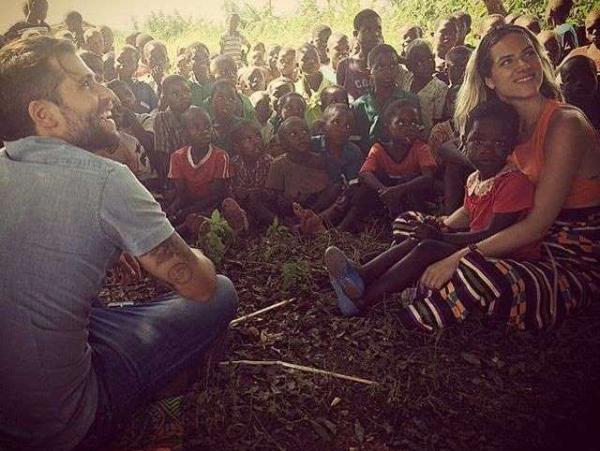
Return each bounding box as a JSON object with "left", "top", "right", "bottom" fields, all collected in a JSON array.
[{"left": 324, "top": 246, "right": 365, "bottom": 300}]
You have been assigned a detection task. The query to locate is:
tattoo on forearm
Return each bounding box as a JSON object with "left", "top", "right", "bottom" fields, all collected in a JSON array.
[
  {"left": 167, "top": 263, "right": 193, "bottom": 285},
  {"left": 146, "top": 234, "right": 191, "bottom": 266}
]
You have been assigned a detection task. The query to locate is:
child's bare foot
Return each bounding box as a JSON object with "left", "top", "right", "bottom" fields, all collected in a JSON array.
[
  {"left": 293, "top": 203, "right": 326, "bottom": 235},
  {"left": 221, "top": 198, "right": 249, "bottom": 234},
  {"left": 324, "top": 246, "right": 364, "bottom": 300}
]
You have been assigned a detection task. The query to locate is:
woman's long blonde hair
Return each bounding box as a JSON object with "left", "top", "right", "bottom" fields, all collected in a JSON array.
[{"left": 454, "top": 24, "right": 562, "bottom": 137}]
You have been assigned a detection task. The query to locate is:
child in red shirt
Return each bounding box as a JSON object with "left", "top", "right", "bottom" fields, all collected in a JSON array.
[
  {"left": 167, "top": 106, "right": 231, "bottom": 226},
  {"left": 341, "top": 98, "right": 436, "bottom": 231},
  {"left": 325, "top": 99, "right": 538, "bottom": 316}
]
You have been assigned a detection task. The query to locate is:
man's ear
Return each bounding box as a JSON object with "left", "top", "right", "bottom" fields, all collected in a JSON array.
[
  {"left": 28, "top": 100, "right": 62, "bottom": 132},
  {"left": 484, "top": 76, "right": 495, "bottom": 90}
]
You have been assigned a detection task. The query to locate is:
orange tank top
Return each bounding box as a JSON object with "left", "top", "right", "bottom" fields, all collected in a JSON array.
[{"left": 511, "top": 99, "right": 600, "bottom": 209}]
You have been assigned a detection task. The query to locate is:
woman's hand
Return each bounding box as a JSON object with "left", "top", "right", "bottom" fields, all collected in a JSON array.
[{"left": 420, "top": 250, "right": 464, "bottom": 290}]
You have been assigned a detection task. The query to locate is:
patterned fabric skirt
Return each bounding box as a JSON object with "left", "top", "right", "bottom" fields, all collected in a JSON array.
[{"left": 391, "top": 207, "right": 600, "bottom": 332}]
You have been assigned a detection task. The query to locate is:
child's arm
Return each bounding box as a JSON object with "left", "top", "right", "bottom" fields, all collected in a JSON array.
[
  {"left": 359, "top": 170, "right": 386, "bottom": 192},
  {"left": 378, "top": 167, "right": 434, "bottom": 207},
  {"left": 311, "top": 183, "right": 343, "bottom": 213},
  {"left": 437, "top": 210, "right": 526, "bottom": 247}
]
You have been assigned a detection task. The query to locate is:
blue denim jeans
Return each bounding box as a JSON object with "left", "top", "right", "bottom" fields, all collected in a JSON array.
[{"left": 75, "top": 275, "right": 238, "bottom": 450}]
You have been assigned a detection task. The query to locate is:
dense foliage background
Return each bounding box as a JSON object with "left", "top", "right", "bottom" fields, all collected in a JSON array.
[{"left": 122, "top": 0, "right": 598, "bottom": 58}]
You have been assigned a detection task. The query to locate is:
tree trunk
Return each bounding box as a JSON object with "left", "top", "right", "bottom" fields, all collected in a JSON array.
[{"left": 481, "top": 0, "right": 507, "bottom": 15}]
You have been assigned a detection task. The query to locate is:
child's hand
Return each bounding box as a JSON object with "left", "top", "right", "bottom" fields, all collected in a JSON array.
[{"left": 411, "top": 222, "right": 442, "bottom": 241}]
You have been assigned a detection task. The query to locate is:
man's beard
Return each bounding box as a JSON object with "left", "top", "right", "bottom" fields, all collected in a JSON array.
[{"left": 60, "top": 105, "right": 120, "bottom": 151}]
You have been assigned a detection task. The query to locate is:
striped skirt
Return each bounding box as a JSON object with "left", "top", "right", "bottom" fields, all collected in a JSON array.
[{"left": 391, "top": 207, "right": 600, "bottom": 332}]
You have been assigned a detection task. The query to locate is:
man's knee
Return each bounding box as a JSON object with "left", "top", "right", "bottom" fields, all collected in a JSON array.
[{"left": 213, "top": 275, "right": 239, "bottom": 322}]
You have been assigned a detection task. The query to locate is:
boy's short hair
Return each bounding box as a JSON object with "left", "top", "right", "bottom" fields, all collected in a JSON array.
[
  {"left": 210, "top": 78, "right": 237, "bottom": 96},
  {"left": 83, "top": 28, "right": 102, "bottom": 41},
  {"left": 231, "top": 119, "right": 260, "bottom": 143},
  {"left": 367, "top": 43, "right": 398, "bottom": 68},
  {"left": 65, "top": 11, "right": 83, "bottom": 24},
  {"left": 311, "top": 24, "right": 332, "bottom": 39},
  {"left": 353, "top": 9, "right": 381, "bottom": 31},
  {"left": 382, "top": 98, "right": 421, "bottom": 125},
  {"left": 106, "top": 79, "right": 131, "bottom": 96},
  {"left": 136, "top": 33, "right": 154, "bottom": 51},
  {"left": 119, "top": 44, "right": 140, "bottom": 60},
  {"left": 0, "top": 36, "right": 74, "bottom": 141},
  {"left": 161, "top": 74, "right": 188, "bottom": 93},
  {"left": 321, "top": 103, "right": 353, "bottom": 122},
  {"left": 279, "top": 92, "right": 307, "bottom": 108},
  {"left": 125, "top": 32, "right": 140, "bottom": 46},
  {"left": 405, "top": 39, "right": 432, "bottom": 64},
  {"left": 454, "top": 11, "right": 472, "bottom": 29},
  {"left": 188, "top": 41, "right": 210, "bottom": 57},
  {"left": 182, "top": 105, "right": 211, "bottom": 126},
  {"left": 464, "top": 99, "right": 520, "bottom": 145},
  {"left": 320, "top": 85, "right": 348, "bottom": 107},
  {"left": 446, "top": 45, "right": 472, "bottom": 62}
]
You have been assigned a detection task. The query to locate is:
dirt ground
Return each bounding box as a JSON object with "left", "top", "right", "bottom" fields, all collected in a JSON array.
[{"left": 99, "top": 223, "right": 600, "bottom": 451}]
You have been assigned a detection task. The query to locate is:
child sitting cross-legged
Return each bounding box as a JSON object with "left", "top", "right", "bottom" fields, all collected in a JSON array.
[
  {"left": 266, "top": 117, "right": 339, "bottom": 233},
  {"left": 340, "top": 98, "right": 436, "bottom": 232},
  {"left": 229, "top": 120, "right": 277, "bottom": 228},
  {"left": 324, "top": 99, "right": 539, "bottom": 316},
  {"left": 166, "top": 106, "right": 234, "bottom": 231}
]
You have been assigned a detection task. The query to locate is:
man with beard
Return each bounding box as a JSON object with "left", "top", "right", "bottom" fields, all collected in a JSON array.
[{"left": 0, "top": 37, "right": 238, "bottom": 451}]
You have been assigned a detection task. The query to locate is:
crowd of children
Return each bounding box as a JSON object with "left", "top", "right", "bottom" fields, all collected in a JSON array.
[{"left": 2, "top": 0, "right": 600, "bottom": 302}]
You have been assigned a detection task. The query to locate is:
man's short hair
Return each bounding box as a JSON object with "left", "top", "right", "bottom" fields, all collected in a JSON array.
[{"left": 0, "top": 36, "right": 75, "bottom": 141}]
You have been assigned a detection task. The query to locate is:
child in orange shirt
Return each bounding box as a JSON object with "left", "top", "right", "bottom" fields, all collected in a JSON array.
[{"left": 340, "top": 98, "right": 436, "bottom": 231}]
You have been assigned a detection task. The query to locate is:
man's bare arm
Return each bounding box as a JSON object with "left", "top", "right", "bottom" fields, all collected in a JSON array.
[{"left": 138, "top": 232, "right": 217, "bottom": 302}]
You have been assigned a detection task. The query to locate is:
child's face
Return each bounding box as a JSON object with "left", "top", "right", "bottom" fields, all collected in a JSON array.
[
  {"left": 176, "top": 55, "right": 191, "bottom": 78},
  {"left": 191, "top": 48, "right": 210, "bottom": 81},
  {"left": 370, "top": 51, "right": 399, "bottom": 88},
  {"left": 465, "top": 118, "right": 512, "bottom": 178},
  {"left": 214, "top": 60, "right": 238, "bottom": 84},
  {"left": 402, "top": 27, "right": 422, "bottom": 50},
  {"left": 560, "top": 61, "right": 598, "bottom": 103},
  {"left": 164, "top": 80, "right": 192, "bottom": 114},
  {"left": 236, "top": 125, "right": 264, "bottom": 160},
  {"left": 355, "top": 16, "right": 383, "bottom": 54},
  {"left": 408, "top": 46, "right": 435, "bottom": 79},
  {"left": 281, "top": 119, "right": 311, "bottom": 154},
  {"left": 585, "top": 11, "right": 600, "bottom": 48},
  {"left": 539, "top": 33, "right": 561, "bottom": 67},
  {"left": 116, "top": 49, "right": 138, "bottom": 80},
  {"left": 387, "top": 106, "right": 422, "bottom": 148},
  {"left": 433, "top": 19, "right": 457, "bottom": 57},
  {"left": 86, "top": 32, "right": 104, "bottom": 55},
  {"left": 268, "top": 48, "right": 281, "bottom": 70},
  {"left": 185, "top": 110, "right": 212, "bottom": 149},
  {"left": 321, "top": 88, "right": 349, "bottom": 110},
  {"left": 313, "top": 29, "right": 331, "bottom": 62},
  {"left": 298, "top": 47, "right": 320, "bottom": 75},
  {"left": 251, "top": 49, "right": 266, "bottom": 66},
  {"left": 277, "top": 50, "right": 296, "bottom": 77},
  {"left": 254, "top": 96, "right": 272, "bottom": 123},
  {"left": 281, "top": 96, "right": 306, "bottom": 120},
  {"left": 113, "top": 85, "right": 137, "bottom": 111},
  {"left": 270, "top": 82, "right": 293, "bottom": 113},
  {"left": 243, "top": 68, "right": 266, "bottom": 93},
  {"left": 327, "top": 36, "right": 350, "bottom": 69},
  {"left": 147, "top": 45, "right": 169, "bottom": 76},
  {"left": 324, "top": 109, "right": 354, "bottom": 145},
  {"left": 446, "top": 52, "right": 469, "bottom": 86},
  {"left": 211, "top": 85, "right": 239, "bottom": 120}
]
